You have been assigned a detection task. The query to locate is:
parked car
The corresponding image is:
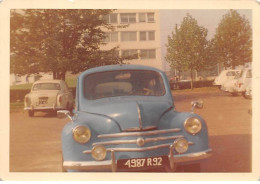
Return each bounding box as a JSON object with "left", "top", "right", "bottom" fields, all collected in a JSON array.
[
  {"left": 220, "top": 72, "right": 241, "bottom": 96},
  {"left": 58, "top": 65, "right": 212, "bottom": 172},
  {"left": 243, "top": 79, "right": 252, "bottom": 99},
  {"left": 235, "top": 68, "right": 252, "bottom": 97},
  {"left": 213, "top": 69, "right": 241, "bottom": 89},
  {"left": 24, "top": 79, "right": 74, "bottom": 117}
]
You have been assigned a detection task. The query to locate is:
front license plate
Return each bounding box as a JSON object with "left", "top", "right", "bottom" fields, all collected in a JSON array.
[{"left": 117, "top": 156, "right": 168, "bottom": 169}]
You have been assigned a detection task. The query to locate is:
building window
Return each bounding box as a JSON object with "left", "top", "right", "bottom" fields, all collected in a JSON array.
[
  {"left": 147, "top": 13, "right": 155, "bottom": 22},
  {"left": 139, "top": 13, "right": 146, "bottom": 22},
  {"left": 105, "top": 32, "right": 118, "bottom": 42},
  {"left": 140, "top": 31, "right": 146, "bottom": 41},
  {"left": 148, "top": 31, "right": 155, "bottom": 40},
  {"left": 120, "top": 13, "right": 136, "bottom": 23},
  {"left": 122, "top": 50, "right": 138, "bottom": 58},
  {"left": 104, "top": 13, "right": 118, "bottom": 24},
  {"left": 121, "top": 31, "right": 137, "bottom": 41},
  {"left": 140, "top": 49, "right": 156, "bottom": 59},
  {"left": 139, "top": 31, "right": 155, "bottom": 41}
]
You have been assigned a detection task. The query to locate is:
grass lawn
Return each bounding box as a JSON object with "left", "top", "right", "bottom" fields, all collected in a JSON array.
[{"left": 10, "top": 102, "right": 24, "bottom": 113}]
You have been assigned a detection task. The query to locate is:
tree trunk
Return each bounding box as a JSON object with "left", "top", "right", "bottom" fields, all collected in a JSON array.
[
  {"left": 53, "top": 71, "right": 57, "bottom": 79},
  {"left": 190, "top": 70, "right": 193, "bottom": 90},
  {"left": 52, "top": 71, "right": 66, "bottom": 80}
]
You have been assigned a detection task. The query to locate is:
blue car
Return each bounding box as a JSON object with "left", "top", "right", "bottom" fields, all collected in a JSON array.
[{"left": 58, "top": 64, "right": 212, "bottom": 172}]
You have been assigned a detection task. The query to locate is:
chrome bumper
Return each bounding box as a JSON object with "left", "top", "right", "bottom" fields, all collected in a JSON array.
[
  {"left": 63, "top": 149, "right": 212, "bottom": 172},
  {"left": 24, "top": 106, "right": 63, "bottom": 111}
]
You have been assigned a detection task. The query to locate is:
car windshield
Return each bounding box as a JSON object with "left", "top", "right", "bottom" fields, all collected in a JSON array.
[
  {"left": 32, "top": 83, "right": 61, "bottom": 91},
  {"left": 84, "top": 70, "right": 166, "bottom": 100}
]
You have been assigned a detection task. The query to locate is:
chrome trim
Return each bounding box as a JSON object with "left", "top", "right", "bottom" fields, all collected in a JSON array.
[
  {"left": 24, "top": 106, "right": 63, "bottom": 110},
  {"left": 111, "top": 150, "right": 116, "bottom": 172},
  {"left": 83, "top": 142, "right": 193, "bottom": 154},
  {"left": 136, "top": 102, "right": 143, "bottom": 129},
  {"left": 64, "top": 149, "right": 212, "bottom": 171},
  {"left": 63, "top": 160, "right": 112, "bottom": 171},
  {"left": 174, "top": 149, "right": 213, "bottom": 163},
  {"left": 93, "top": 135, "right": 184, "bottom": 146},
  {"left": 169, "top": 144, "right": 174, "bottom": 170},
  {"left": 124, "top": 125, "right": 157, "bottom": 132},
  {"left": 97, "top": 128, "right": 181, "bottom": 138}
]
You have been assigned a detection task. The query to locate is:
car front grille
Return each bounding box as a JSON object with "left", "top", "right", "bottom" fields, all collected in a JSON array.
[{"left": 82, "top": 128, "right": 193, "bottom": 154}]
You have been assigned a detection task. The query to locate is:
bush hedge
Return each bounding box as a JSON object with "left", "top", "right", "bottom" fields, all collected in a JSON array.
[{"left": 170, "top": 80, "right": 214, "bottom": 90}]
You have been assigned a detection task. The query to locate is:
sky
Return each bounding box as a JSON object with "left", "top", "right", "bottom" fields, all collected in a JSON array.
[{"left": 160, "top": 9, "right": 252, "bottom": 39}]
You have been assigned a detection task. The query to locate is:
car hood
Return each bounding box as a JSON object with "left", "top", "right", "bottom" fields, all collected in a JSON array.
[{"left": 80, "top": 99, "right": 173, "bottom": 131}]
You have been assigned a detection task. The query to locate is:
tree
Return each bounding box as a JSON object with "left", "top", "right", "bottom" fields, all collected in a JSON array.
[
  {"left": 165, "top": 14, "right": 209, "bottom": 89},
  {"left": 10, "top": 9, "right": 130, "bottom": 80},
  {"left": 212, "top": 10, "right": 252, "bottom": 69}
]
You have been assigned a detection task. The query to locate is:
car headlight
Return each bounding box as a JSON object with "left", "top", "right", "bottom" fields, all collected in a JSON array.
[
  {"left": 184, "top": 117, "right": 202, "bottom": 135},
  {"left": 73, "top": 126, "right": 91, "bottom": 144},
  {"left": 174, "top": 138, "right": 189, "bottom": 154},
  {"left": 91, "top": 145, "right": 107, "bottom": 161}
]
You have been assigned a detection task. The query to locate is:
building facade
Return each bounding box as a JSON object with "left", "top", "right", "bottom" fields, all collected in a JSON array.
[{"left": 100, "top": 10, "right": 164, "bottom": 71}]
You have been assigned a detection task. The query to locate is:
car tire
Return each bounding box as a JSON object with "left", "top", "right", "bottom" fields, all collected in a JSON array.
[
  {"left": 242, "top": 92, "right": 250, "bottom": 99},
  {"left": 175, "top": 163, "right": 201, "bottom": 172},
  {"left": 28, "top": 110, "right": 34, "bottom": 117}
]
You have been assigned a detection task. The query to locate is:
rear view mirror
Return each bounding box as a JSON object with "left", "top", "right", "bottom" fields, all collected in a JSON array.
[
  {"left": 57, "top": 110, "right": 72, "bottom": 121},
  {"left": 191, "top": 100, "right": 203, "bottom": 113}
]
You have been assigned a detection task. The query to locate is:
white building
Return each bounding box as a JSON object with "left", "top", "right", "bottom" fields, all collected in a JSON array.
[{"left": 101, "top": 10, "right": 165, "bottom": 71}]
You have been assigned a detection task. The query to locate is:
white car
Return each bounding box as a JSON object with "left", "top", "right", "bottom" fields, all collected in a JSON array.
[
  {"left": 235, "top": 68, "right": 252, "bottom": 95},
  {"left": 213, "top": 69, "right": 241, "bottom": 89},
  {"left": 24, "top": 79, "right": 74, "bottom": 117},
  {"left": 220, "top": 73, "right": 241, "bottom": 95},
  {"left": 243, "top": 80, "right": 252, "bottom": 99}
]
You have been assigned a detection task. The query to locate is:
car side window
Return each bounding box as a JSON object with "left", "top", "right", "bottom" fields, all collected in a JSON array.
[{"left": 226, "top": 71, "right": 235, "bottom": 76}]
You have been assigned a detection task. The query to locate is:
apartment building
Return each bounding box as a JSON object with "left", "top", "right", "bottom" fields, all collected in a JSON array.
[{"left": 101, "top": 10, "right": 164, "bottom": 71}]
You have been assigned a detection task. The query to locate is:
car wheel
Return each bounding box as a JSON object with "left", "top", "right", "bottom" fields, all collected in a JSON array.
[
  {"left": 28, "top": 110, "right": 34, "bottom": 117},
  {"left": 242, "top": 92, "right": 250, "bottom": 99},
  {"left": 175, "top": 163, "right": 201, "bottom": 172}
]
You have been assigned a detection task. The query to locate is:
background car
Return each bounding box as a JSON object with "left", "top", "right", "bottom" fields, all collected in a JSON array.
[
  {"left": 220, "top": 72, "right": 241, "bottom": 96},
  {"left": 243, "top": 80, "right": 252, "bottom": 99},
  {"left": 59, "top": 64, "right": 212, "bottom": 172},
  {"left": 24, "top": 79, "right": 74, "bottom": 117},
  {"left": 235, "top": 67, "right": 252, "bottom": 96},
  {"left": 213, "top": 69, "right": 241, "bottom": 89}
]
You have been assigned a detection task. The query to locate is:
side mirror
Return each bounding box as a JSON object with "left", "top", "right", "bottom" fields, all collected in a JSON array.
[
  {"left": 57, "top": 110, "right": 73, "bottom": 121},
  {"left": 191, "top": 100, "right": 203, "bottom": 113}
]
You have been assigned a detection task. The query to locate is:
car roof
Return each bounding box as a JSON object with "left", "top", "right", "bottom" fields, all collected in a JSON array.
[{"left": 33, "top": 79, "right": 62, "bottom": 84}]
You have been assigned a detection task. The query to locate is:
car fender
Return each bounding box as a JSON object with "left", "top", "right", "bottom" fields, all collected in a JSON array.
[
  {"left": 61, "top": 111, "right": 121, "bottom": 161},
  {"left": 158, "top": 110, "right": 210, "bottom": 154}
]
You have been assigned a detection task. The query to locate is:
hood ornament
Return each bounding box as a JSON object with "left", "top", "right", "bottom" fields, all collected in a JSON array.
[{"left": 136, "top": 102, "right": 143, "bottom": 130}]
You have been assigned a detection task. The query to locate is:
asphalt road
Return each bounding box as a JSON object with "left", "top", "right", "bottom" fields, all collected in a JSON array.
[{"left": 9, "top": 89, "right": 252, "bottom": 172}]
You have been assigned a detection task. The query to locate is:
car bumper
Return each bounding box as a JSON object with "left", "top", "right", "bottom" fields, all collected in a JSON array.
[
  {"left": 24, "top": 106, "right": 64, "bottom": 111},
  {"left": 63, "top": 148, "right": 213, "bottom": 172}
]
